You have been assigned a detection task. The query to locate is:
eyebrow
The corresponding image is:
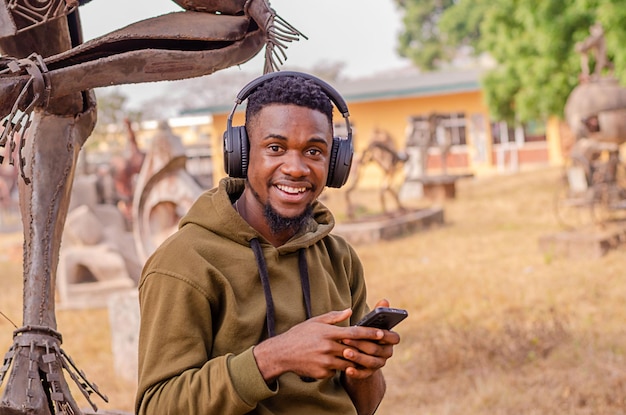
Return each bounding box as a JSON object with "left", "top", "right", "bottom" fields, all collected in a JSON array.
[{"left": 262, "top": 134, "right": 330, "bottom": 147}]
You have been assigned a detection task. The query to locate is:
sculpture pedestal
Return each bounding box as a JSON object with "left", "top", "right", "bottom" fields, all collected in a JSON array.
[
  {"left": 538, "top": 222, "right": 626, "bottom": 259},
  {"left": 417, "top": 174, "right": 474, "bottom": 203},
  {"left": 334, "top": 208, "right": 444, "bottom": 245},
  {"left": 107, "top": 291, "right": 140, "bottom": 384}
]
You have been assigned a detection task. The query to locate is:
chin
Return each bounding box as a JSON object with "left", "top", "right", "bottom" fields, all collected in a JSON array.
[{"left": 265, "top": 203, "right": 313, "bottom": 234}]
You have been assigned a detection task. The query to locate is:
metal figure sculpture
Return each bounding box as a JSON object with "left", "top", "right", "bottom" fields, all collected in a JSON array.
[
  {"left": 0, "top": 1, "right": 303, "bottom": 414},
  {"left": 405, "top": 113, "right": 454, "bottom": 177},
  {"left": 575, "top": 22, "right": 614, "bottom": 82},
  {"left": 110, "top": 119, "right": 146, "bottom": 227},
  {"left": 345, "top": 128, "right": 408, "bottom": 219},
  {"left": 405, "top": 115, "right": 435, "bottom": 178}
]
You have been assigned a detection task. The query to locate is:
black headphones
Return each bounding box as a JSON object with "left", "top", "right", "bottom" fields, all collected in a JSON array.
[{"left": 223, "top": 71, "right": 354, "bottom": 188}]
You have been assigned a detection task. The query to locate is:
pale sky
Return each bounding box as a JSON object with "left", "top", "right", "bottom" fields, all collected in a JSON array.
[{"left": 78, "top": 0, "right": 411, "bottom": 109}]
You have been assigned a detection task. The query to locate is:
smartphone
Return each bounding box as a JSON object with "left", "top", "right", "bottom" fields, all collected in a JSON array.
[{"left": 356, "top": 307, "right": 408, "bottom": 330}]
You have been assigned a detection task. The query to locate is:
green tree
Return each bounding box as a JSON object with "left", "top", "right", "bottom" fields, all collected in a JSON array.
[
  {"left": 395, "top": 0, "right": 626, "bottom": 123},
  {"left": 395, "top": 0, "right": 456, "bottom": 70}
]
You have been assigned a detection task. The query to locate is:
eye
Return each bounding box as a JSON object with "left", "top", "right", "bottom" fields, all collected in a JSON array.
[
  {"left": 267, "top": 144, "right": 284, "bottom": 153},
  {"left": 305, "top": 148, "right": 323, "bottom": 157}
]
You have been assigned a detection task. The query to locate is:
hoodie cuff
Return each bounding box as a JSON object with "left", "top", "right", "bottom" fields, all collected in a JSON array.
[{"left": 227, "top": 346, "right": 278, "bottom": 406}]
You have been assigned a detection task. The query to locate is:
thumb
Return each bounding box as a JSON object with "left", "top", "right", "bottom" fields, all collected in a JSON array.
[{"left": 309, "top": 308, "right": 352, "bottom": 325}]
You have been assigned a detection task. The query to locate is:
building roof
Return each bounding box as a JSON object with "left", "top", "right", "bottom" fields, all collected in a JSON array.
[
  {"left": 335, "top": 68, "right": 483, "bottom": 103},
  {"left": 180, "top": 67, "right": 484, "bottom": 116}
]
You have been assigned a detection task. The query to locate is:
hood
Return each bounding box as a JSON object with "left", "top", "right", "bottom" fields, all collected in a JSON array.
[{"left": 179, "top": 177, "right": 336, "bottom": 254}]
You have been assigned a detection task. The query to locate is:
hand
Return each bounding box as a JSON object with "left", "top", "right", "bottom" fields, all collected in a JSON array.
[
  {"left": 253, "top": 301, "right": 401, "bottom": 383},
  {"left": 253, "top": 308, "right": 357, "bottom": 382},
  {"left": 340, "top": 299, "right": 401, "bottom": 380}
]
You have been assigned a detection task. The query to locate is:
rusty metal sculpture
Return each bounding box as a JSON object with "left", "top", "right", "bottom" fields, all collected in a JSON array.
[
  {"left": 405, "top": 113, "right": 454, "bottom": 177},
  {"left": 0, "top": 1, "right": 303, "bottom": 413},
  {"left": 344, "top": 128, "right": 408, "bottom": 219},
  {"left": 110, "top": 118, "right": 146, "bottom": 227},
  {"left": 556, "top": 23, "right": 626, "bottom": 228}
]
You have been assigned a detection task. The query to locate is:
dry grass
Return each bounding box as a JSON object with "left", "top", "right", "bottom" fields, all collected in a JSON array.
[
  {"left": 2, "top": 165, "right": 626, "bottom": 414},
  {"left": 326, "top": 166, "right": 626, "bottom": 415}
]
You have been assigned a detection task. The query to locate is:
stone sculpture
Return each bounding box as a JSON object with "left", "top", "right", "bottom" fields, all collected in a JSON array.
[
  {"left": 565, "top": 22, "right": 626, "bottom": 145},
  {"left": 131, "top": 121, "right": 205, "bottom": 263}
]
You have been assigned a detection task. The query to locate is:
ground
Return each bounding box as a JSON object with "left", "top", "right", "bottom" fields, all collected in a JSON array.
[{"left": 1, "top": 165, "right": 626, "bottom": 414}]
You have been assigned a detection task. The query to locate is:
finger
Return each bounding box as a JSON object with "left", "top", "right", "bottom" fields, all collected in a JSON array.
[
  {"left": 342, "top": 325, "right": 386, "bottom": 342},
  {"left": 341, "top": 349, "right": 385, "bottom": 378},
  {"left": 342, "top": 338, "right": 396, "bottom": 361},
  {"left": 344, "top": 347, "right": 387, "bottom": 369},
  {"left": 374, "top": 298, "right": 390, "bottom": 308},
  {"left": 308, "top": 308, "right": 352, "bottom": 325},
  {"left": 343, "top": 329, "right": 400, "bottom": 347},
  {"left": 341, "top": 339, "right": 389, "bottom": 357},
  {"left": 344, "top": 365, "right": 376, "bottom": 379}
]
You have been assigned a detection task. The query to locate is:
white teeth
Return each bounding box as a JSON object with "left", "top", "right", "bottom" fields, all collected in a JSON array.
[{"left": 277, "top": 184, "right": 306, "bottom": 193}]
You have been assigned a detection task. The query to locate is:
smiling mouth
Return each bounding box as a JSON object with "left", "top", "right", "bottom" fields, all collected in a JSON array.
[{"left": 276, "top": 184, "right": 307, "bottom": 194}]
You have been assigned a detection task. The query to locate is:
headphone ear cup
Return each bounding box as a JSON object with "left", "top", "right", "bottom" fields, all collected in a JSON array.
[
  {"left": 223, "top": 126, "right": 249, "bottom": 178},
  {"left": 326, "top": 137, "right": 354, "bottom": 188},
  {"left": 326, "top": 137, "right": 339, "bottom": 187},
  {"left": 239, "top": 127, "right": 249, "bottom": 178}
]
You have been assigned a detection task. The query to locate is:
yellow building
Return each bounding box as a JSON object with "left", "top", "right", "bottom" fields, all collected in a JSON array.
[{"left": 181, "top": 69, "right": 563, "bottom": 187}]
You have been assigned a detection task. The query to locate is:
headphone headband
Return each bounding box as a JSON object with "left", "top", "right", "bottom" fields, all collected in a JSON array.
[{"left": 235, "top": 71, "right": 351, "bottom": 119}]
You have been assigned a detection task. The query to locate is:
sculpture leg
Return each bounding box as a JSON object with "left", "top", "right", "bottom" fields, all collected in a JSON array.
[
  {"left": 0, "top": 93, "right": 106, "bottom": 414},
  {"left": 419, "top": 146, "right": 429, "bottom": 177},
  {"left": 379, "top": 182, "right": 388, "bottom": 214},
  {"left": 344, "top": 161, "right": 361, "bottom": 220}
]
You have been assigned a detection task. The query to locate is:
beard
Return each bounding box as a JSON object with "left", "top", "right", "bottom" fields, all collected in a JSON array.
[
  {"left": 264, "top": 203, "right": 313, "bottom": 235},
  {"left": 246, "top": 178, "right": 315, "bottom": 235}
]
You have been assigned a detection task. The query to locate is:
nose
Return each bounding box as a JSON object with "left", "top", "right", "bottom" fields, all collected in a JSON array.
[{"left": 280, "top": 150, "right": 310, "bottom": 178}]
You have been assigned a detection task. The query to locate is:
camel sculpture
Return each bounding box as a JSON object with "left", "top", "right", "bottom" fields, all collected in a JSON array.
[
  {"left": 344, "top": 128, "right": 408, "bottom": 219},
  {"left": 0, "top": 1, "right": 303, "bottom": 413}
]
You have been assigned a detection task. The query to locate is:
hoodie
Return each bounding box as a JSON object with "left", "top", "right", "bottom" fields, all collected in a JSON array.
[{"left": 135, "top": 178, "right": 369, "bottom": 415}]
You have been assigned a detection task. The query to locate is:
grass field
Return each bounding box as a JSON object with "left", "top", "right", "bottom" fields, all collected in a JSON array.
[{"left": 1, "top": 165, "right": 626, "bottom": 414}]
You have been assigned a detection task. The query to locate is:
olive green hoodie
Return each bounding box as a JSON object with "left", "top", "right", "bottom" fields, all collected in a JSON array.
[{"left": 136, "top": 178, "right": 369, "bottom": 414}]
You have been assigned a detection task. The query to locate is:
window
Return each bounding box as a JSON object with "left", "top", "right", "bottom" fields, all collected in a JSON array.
[
  {"left": 491, "top": 120, "right": 546, "bottom": 144},
  {"left": 406, "top": 113, "right": 467, "bottom": 147}
]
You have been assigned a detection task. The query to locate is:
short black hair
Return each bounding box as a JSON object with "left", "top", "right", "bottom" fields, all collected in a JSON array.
[{"left": 245, "top": 74, "right": 334, "bottom": 126}]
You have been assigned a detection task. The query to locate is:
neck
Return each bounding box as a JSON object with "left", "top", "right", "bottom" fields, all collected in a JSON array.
[{"left": 234, "top": 192, "right": 294, "bottom": 247}]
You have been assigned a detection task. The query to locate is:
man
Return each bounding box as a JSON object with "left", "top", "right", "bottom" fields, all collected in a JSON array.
[{"left": 135, "top": 72, "right": 401, "bottom": 414}]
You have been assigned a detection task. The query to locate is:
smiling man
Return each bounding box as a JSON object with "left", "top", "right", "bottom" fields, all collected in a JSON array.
[{"left": 135, "top": 72, "right": 401, "bottom": 415}]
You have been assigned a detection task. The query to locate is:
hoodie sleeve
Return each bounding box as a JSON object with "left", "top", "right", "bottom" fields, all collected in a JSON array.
[{"left": 135, "top": 271, "right": 277, "bottom": 415}]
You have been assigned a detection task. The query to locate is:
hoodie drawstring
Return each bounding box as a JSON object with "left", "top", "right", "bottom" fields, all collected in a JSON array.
[
  {"left": 298, "top": 249, "right": 312, "bottom": 319},
  {"left": 250, "top": 238, "right": 277, "bottom": 337},
  {"left": 249, "top": 238, "right": 312, "bottom": 339}
]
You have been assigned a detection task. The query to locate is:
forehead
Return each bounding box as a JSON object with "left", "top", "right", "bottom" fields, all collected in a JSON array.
[{"left": 248, "top": 104, "right": 333, "bottom": 133}]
